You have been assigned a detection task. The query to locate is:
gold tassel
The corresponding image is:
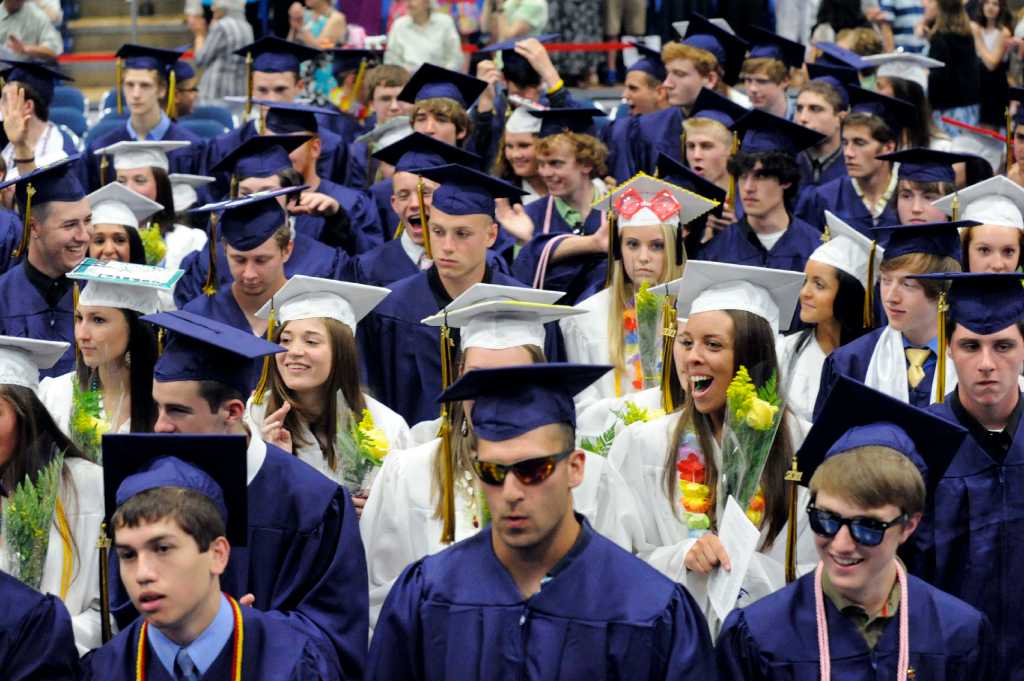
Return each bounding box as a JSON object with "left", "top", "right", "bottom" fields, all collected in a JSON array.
[
  {"left": 99, "top": 155, "right": 109, "bottom": 187},
  {"left": 438, "top": 325, "right": 456, "bottom": 544},
  {"left": 659, "top": 295, "right": 677, "bottom": 414},
  {"left": 156, "top": 328, "right": 165, "bottom": 356},
  {"left": 863, "top": 240, "right": 877, "bottom": 328},
  {"left": 115, "top": 58, "right": 123, "bottom": 115},
  {"left": 229, "top": 174, "right": 239, "bottom": 200},
  {"left": 98, "top": 522, "right": 112, "bottom": 643},
  {"left": 724, "top": 131, "right": 739, "bottom": 212},
  {"left": 341, "top": 58, "right": 368, "bottom": 115},
  {"left": 12, "top": 183, "right": 35, "bottom": 259},
  {"left": 603, "top": 211, "right": 618, "bottom": 289},
  {"left": 165, "top": 68, "right": 177, "bottom": 119},
  {"left": 252, "top": 304, "right": 276, "bottom": 405},
  {"left": 935, "top": 291, "right": 949, "bottom": 403},
  {"left": 784, "top": 454, "right": 801, "bottom": 583},
  {"left": 821, "top": 219, "right": 831, "bottom": 243},
  {"left": 73, "top": 283, "right": 80, "bottom": 372},
  {"left": 244, "top": 52, "right": 253, "bottom": 118},
  {"left": 393, "top": 220, "right": 405, "bottom": 240},
  {"left": 951, "top": 191, "right": 960, "bottom": 221},
  {"left": 417, "top": 177, "right": 433, "bottom": 260},
  {"left": 202, "top": 212, "right": 219, "bottom": 296}
]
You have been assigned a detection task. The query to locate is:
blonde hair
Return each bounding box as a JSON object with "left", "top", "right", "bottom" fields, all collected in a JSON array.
[
  {"left": 740, "top": 57, "right": 788, "bottom": 83},
  {"left": 662, "top": 41, "right": 718, "bottom": 77},
  {"left": 535, "top": 132, "right": 608, "bottom": 177},
  {"left": 880, "top": 253, "right": 961, "bottom": 300},
  {"left": 682, "top": 116, "right": 733, "bottom": 147},
  {"left": 810, "top": 446, "right": 925, "bottom": 515}
]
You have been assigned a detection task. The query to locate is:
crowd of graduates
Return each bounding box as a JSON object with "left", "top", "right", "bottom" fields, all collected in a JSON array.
[{"left": 1, "top": 13, "right": 1023, "bottom": 681}]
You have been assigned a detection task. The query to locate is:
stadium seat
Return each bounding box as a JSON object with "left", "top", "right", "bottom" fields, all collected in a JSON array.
[
  {"left": 83, "top": 112, "right": 128, "bottom": 150},
  {"left": 49, "top": 106, "right": 88, "bottom": 139},
  {"left": 189, "top": 105, "right": 235, "bottom": 130},
  {"left": 52, "top": 85, "right": 86, "bottom": 113},
  {"left": 178, "top": 117, "right": 229, "bottom": 139}
]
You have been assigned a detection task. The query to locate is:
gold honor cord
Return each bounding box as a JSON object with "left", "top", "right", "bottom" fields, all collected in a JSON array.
[
  {"left": 784, "top": 454, "right": 802, "bottom": 583},
  {"left": 437, "top": 325, "right": 456, "bottom": 544},
  {"left": 244, "top": 52, "right": 253, "bottom": 118},
  {"left": 417, "top": 178, "right": 433, "bottom": 260},
  {"left": 935, "top": 291, "right": 949, "bottom": 403},
  {"left": 165, "top": 69, "right": 176, "bottom": 119},
  {"left": 202, "top": 213, "right": 219, "bottom": 296},
  {"left": 603, "top": 211, "right": 618, "bottom": 289},
  {"left": 251, "top": 303, "right": 276, "bottom": 406},
  {"left": 863, "top": 241, "right": 877, "bottom": 329},
  {"left": 659, "top": 296, "right": 677, "bottom": 414},
  {"left": 98, "top": 522, "right": 112, "bottom": 643},
  {"left": 12, "top": 183, "right": 35, "bottom": 259},
  {"left": 115, "top": 58, "right": 124, "bottom": 115},
  {"left": 55, "top": 497, "right": 73, "bottom": 600}
]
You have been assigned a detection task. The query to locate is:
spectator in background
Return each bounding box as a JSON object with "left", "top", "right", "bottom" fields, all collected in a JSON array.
[
  {"left": 288, "top": 0, "right": 347, "bottom": 104},
  {"left": 31, "top": 0, "right": 59, "bottom": 25},
  {"left": 971, "top": 0, "right": 1015, "bottom": 130},
  {"left": 384, "top": 0, "right": 463, "bottom": 73},
  {"left": 810, "top": 0, "right": 870, "bottom": 45},
  {"left": 835, "top": 25, "right": 884, "bottom": 54},
  {"left": 777, "top": 0, "right": 822, "bottom": 43},
  {"left": 193, "top": 0, "right": 253, "bottom": 105},
  {"left": 172, "top": 61, "right": 200, "bottom": 118},
  {"left": 876, "top": 0, "right": 928, "bottom": 53},
  {"left": 922, "top": 0, "right": 982, "bottom": 131},
  {"left": 545, "top": 0, "right": 601, "bottom": 86},
  {"left": 0, "top": 0, "right": 63, "bottom": 59},
  {"left": 483, "top": 0, "right": 548, "bottom": 42},
  {"left": 601, "top": 0, "right": 641, "bottom": 84}
]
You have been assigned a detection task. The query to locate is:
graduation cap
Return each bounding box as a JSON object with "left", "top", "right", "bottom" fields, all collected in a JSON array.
[
  {"left": 861, "top": 51, "right": 942, "bottom": 92},
  {"left": 208, "top": 133, "right": 312, "bottom": 180},
  {"left": 94, "top": 140, "right": 192, "bottom": 172},
  {"left": 255, "top": 274, "right": 389, "bottom": 333},
  {"left": 0, "top": 59, "right": 72, "bottom": 106},
  {"left": 527, "top": 106, "right": 606, "bottom": 138},
  {"left": 872, "top": 220, "right": 977, "bottom": 261},
  {"left": 654, "top": 260, "right": 804, "bottom": 331},
  {"left": 0, "top": 155, "right": 85, "bottom": 258},
  {"left": 626, "top": 41, "right": 667, "bottom": 82},
  {"left": 145, "top": 309, "right": 285, "bottom": 395},
  {"left": 257, "top": 100, "right": 338, "bottom": 135},
  {"left": 234, "top": 36, "right": 320, "bottom": 74},
  {"left": 410, "top": 163, "right": 527, "bottom": 218},
  {"left": 437, "top": 363, "right": 612, "bottom": 441},
  {"left": 814, "top": 42, "right": 874, "bottom": 72},
  {"left": 115, "top": 45, "right": 185, "bottom": 117},
  {"left": 173, "top": 60, "right": 196, "bottom": 83},
  {"left": 797, "top": 375, "right": 966, "bottom": 493},
  {"left": 655, "top": 152, "right": 728, "bottom": 217},
  {"left": 102, "top": 433, "right": 248, "bottom": 546},
  {"left": 678, "top": 14, "right": 750, "bottom": 85},
  {"left": 805, "top": 62, "right": 856, "bottom": 109},
  {"left": 688, "top": 86, "right": 749, "bottom": 129},
  {"left": 69, "top": 260, "right": 178, "bottom": 315},
  {"left": 477, "top": 33, "right": 560, "bottom": 86},
  {"left": 328, "top": 47, "right": 383, "bottom": 75},
  {"left": 0, "top": 335, "right": 68, "bottom": 391},
  {"left": 353, "top": 115, "right": 413, "bottom": 153},
  {"left": 169, "top": 173, "right": 215, "bottom": 212},
  {"left": 192, "top": 186, "right": 303, "bottom": 251},
  {"left": 397, "top": 63, "right": 487, "bottom": 108},
  {"left": 847, "top": 84, "right": 916, "bottom": 136},
  {"left": 813, "top": 211, "right": 885, "bottom": 289},
  {"left": 86, "top": 182, "right": 164, "bottom": 230},
  {"left": 740, "top": 25, "right": 805, "bottom": 69},
  {"left": 914, "top": 272, "right": 1024, "bottom": 336},
  {"left": 737, "top": 108, "right": 826, "bottom": 155},
  {"left": 371, "top": 131, "right": 481, "bottom": 173},
  {"left": 504, "top": 104, "right": 545, "bottom": 135},
  {"left": 421, "top": 283, "right": 579, "bottom": 350},
  {"left": 933, "top": 175, "right": 1024, "bottom": 229},
  {"left": 876, "top": 148, "right": 976, "bottom": 184},
  {"left": 947, "top": 118, "right": 1005, "bottom": 176}
]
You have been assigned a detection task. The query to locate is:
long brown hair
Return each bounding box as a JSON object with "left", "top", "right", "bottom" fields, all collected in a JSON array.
[
  {"left": 266, "top": 317, "right": 366, "bottom": 471},
  {"left": 662, "top": 310, "right": 794, "bottom": 548}
]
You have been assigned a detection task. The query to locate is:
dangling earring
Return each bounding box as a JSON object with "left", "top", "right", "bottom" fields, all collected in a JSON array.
[
  {"left": 124, "top": 350, "right": 131, "bottom": 368},
  {"left": 460, "top": 416, "right": 469, "bottom": 437}
]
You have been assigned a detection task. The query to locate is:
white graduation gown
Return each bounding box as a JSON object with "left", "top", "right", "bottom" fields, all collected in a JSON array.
[
  {"left": 360, "top": 436, "right": 646, "bottom": 633},
  {"left": 160, "top": 223, "right": 208, "bottom": 310},
  {"left": 0, "top": 457, "right": 105, "bottom": 655},
  {"left": 245, "top": 392, "right": 412, "bottom": 487},
  {"left": 775, "top": 332, "right": 827, "bottom": 447},
  {"left": 575, "top": 386, "right": 663, "bottom": 447},
  {"left": 38, "top": 372, "right": 133, "bottom": 437},
  {"left": 607, "top": 411, "right": 817, "bottom": 636}
]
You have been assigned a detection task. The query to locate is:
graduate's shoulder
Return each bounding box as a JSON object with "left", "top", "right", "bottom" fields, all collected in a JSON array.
[
  {"left": 240, "top": 605, "right": 342, "bottom": 679},
  {"left": 80, "top": 621, "right": 140, "bottom": 679},
  {"left": 906, "top": 573, "right": 988, "bottom": 639},
  {"left": 826, "top": 326, "right": 886, "bottom": 370},
  {"left": 635, "top": 106, "right": 682, "bottom": 136},
  {"left": 0, "top": 570, "right": 71, "bottom": 632},
  {"left": 254, "top": 443, "right": 344, "bottom": 527},
  {"left": 368, "top": 271, "right": 430, "bottom": 317}
]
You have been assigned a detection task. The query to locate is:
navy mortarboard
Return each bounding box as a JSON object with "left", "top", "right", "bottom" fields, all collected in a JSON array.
[
  {"left": 0, "top": 59, "right": 73, "bottom": 106},
  {"left": 625, "top": 40, "right": 667, "bottom": 82},
  {"left": 372, "top": 131, "right": 482, "bottom": 172},
  {"left": 847, "top": 84, "right": 916, "bottom": 137},
  {"left": 410, "top": 163, "right": 527, "bottom": 218},
  {"left": 208, "top": 133, "right": 312, "bottom": 186},
  {"left": 737, "top": 108, "right": 826, "bottom": 155},
  {"left": 258, "top": 100, "right": 338, "bottom": 134},
  {"left": 676, "top": 14, "right": 750, "bottom": 85},
  {"left": 740, "top": 25, "right": 806, "bottom": 69},
  {"left": 397, "top": 63, "right": 487, "bottom": 108},
  {"left": 0, "top": 155, "right": 85, "bottom": 258},
  {"left": 872, "top": 220, "right": 977, "bottom": 261},
  {"left": 477, "top": 33, "right": 560, "bottom": 85},
  {"left": 234, "top": 35, "right": 320, "bottom": 74},
  {"left": 876, "top": 148, "right": 977, "bottom": 185},
  {"left": 527, "top": 106, "right": 606, "bottom": 138},
  {"left": 688, "top": 86, "right": 749, "bottom": 129}
]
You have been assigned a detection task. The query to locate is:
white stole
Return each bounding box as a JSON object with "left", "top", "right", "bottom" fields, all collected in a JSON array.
[{"left": 863, "top": 326, "right": 958, "bottom": 404}]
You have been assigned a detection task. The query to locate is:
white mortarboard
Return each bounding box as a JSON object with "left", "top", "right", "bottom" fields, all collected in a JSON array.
[
  {"left": 947, "top": 122, "right": 1007, "bottom": 177},
  {"left": 169, "top": 173, "right": 215, "bottom": 212},
  {"left": 861, "top": 51, "right": 943, "bottom": 92},
  {"left": 354, "top": 115, "right": 413, "bottom": 153},
  {"left": 94, "top": 140, "right": 192, "bottom": 171},
  {"left": 933, "top": 175, "right": 1024, "bottom": 229},
  {"left": 811, "top": 211, "right": 886, "bottom": 285},
  {"left": 87, "top": 182, "right": 164, "bottom": 229},
  {"left": 254, "top": 274, "right": 390, "bottom": 333},
  {"left": 69, "top": 259, "right": 182, "bottom": 315},
  {"left": 594, "top": 172, "right": 720, "bottom": 228},
  {"left": 0, "top": 335, "right": 69, "bottom": 391},
  {"left": 421, "top": 283, "right": 577, "bottom": 350},
  {"left": 673, "top": 18, "right": 735, "bottom": 38},
  {"left": 505, "top": 104, "right": 545, "bottom": 135},
  {"left": 654, "top": 260, "right": 804, "bottom": 331}
]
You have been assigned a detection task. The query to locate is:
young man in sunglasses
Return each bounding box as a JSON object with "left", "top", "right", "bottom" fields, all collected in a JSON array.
[
  {"left": 367, "top": 364, "right": 715, "bottom": 680},
  {"left": 717, "top": 376, "right": 991, "bottom": 680}
]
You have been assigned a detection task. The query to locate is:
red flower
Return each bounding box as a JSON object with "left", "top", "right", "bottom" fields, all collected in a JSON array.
[
  {"left": 677, "top": 453, "right": 705, "bottom": 483},
  {"left": 624, "top": 315, "right": 637, "bottom": 332}
]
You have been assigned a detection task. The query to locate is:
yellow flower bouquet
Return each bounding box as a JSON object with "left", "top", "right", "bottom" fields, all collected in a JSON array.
[{"left": 336, "top": 408, "right": 390, "bottom": 493}]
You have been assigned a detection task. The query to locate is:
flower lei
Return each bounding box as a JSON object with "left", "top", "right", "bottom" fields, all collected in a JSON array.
[{"left": 70, "top": 379, "right": 109, "bottom": 464}]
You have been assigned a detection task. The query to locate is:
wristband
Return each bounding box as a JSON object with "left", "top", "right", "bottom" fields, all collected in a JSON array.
[
  {"left": 546, "top": 78, "right": 564, "bottom": 95},
  {"left": 14, "top": 156, "right": 34, "bottom": 163}
]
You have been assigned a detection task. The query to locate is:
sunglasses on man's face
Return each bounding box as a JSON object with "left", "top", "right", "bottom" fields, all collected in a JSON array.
[
  {"left": 472, "top": 449, "right": 574, "bottom": 486},
  {"left": 806, "top": 503, "right": 908, "bottom": 547}
]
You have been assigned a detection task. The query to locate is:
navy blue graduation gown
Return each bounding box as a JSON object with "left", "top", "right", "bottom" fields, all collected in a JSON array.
[
  {"left": 369, "top": 178, "right": 400, "bottom": 239},
  {"left": 293, "top": 178, "right": 383, "bottom": 254},
  {"left": 914, "top": 398, "right": 1024, "bottom": 680},
  {"left": 83, "top": 121, "right": 206, "bottom": 191},
  {"left": 716, "top": 570, "right": 992, "bottom": 681},
  {"left": 0, "top": 208, "right": 23, "bottom": 276},
  {"left": 108, "top": 443, "right": 368, "bottom": 680},
  {"left": 172, "top": 233, "right": 343, "bottom": 308},
  {"left": 794, "top": 176, "right": 899, "bottom": 236},
  {"left": 697, "top": 215, "right": 821, "bottom": 272},
  {"left": 0, "top": 571, "right": 78, "bottom": 681},
  {"left": 601, "top": 113, "right": 639, "bottom": 182},
  {"left": 368, "top": 518, "right": 715, "bottom": 681},
  {"left": 317, "top": 110, "right": 365, "bottom": 146},
  {"left": 511, "top": 196, "right": 608, "bottom": 305},
  {"left": 796, "top": 149, "right": 848, "bottom": 200},
  {"left": 0, "top": 262, "right": 74, "bottom": 377},
  {"left": 628, "top": 107, "right": 684, "bottom": 176},
  {"left": 344, "top": 139, "right": 375, "bottom": 189},
  {"left": 358, "top": 267, "right": 525, "bottom": 425},
  {"left": 82, "top": 599, "right": 341, "bottom": 681}
]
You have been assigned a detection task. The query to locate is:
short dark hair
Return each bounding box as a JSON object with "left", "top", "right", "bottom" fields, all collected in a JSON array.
[
  {"left": 196, "top": 380, "right": 244, "bottom": 413},
  {"left": 19, "top": 80, "right": 49, "bottom": 122},
  {"left": 113, "top": 486, "right": 224, "bottom": 551},
  {"left": 727, "top": 150, "right": 801, "bottom": 205}
]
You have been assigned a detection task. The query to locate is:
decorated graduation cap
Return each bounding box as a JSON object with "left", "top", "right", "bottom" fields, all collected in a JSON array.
[
  {"left": 847, "top": 85, "right": 915, "bottom": 136},
  {"left": 258, "top": 100, "right": 338, "bottom": 134},
  {"left": 814, "top": 42, "right": 874, "bottom": 72},
  {"left": 422, "top": 283, "right": 579, "bottom": 350},
  {"left": 145, "top": 309, "right": 285, "bottom": 395},
  {"left": 354, "top": 115, "right": 413, "bottom": 153},
  {"left": 208, "top": 133, "right": 311, "bottom": 182},
  {"left": 102, "top": 434, "right": 248, "bottom": 545},
  {"left": 876, "top": 148, "right": 976, "bottom": 185},
  {"left": 115, "top": 44, "right": 184, "bottom": 117},
  {"left": 806, "top": 61, "right": 856, "bottom": 109},
  {"left": 0, "top": 335, "right": 68, "bottom": 391},
  {"left": 656, "top": 260, "right": 804, "bottom": 332},
  {"left": 813, "top": 211, "right": 886, "bottom": 326},
  {"left": 397, "top": 63, "right": 487, "bottom": 108},
  {"left": 371, "top": 131, "right": 481, "bottom": 173},
  {"left": 528, "top": 106, "right": 606, "bottom": 138},
  {"left": 677, "top": 14, "right": 750, "bottom": 85},
  {"left": 689, "top": 86, "right": 749, "bottom": 129},
  {"left": 478, "top": 33, "right": 560, "bottom": 85},
  {"left": 737, "top": 108, "right": 826, "bottom": 155},
  {"left": 626, "top": 41, "right": 667, "bottom": 82},
  {"left": 0, "top": 155, "right": 85, "bottom": 260},
  {"left": 0, "top": 59, "right": 73, "bottom": 106},
  {"left": 933, "top": 175, "right": 1024, "bottom": 229},
  {"left": 655, "top": 151, "right": 728, "bottom": 217},
  {"left": 797, "top": 375, "right": 965, "bottom": 493},
  {"left": 69, "top": 258, "right": 181, "bottom": 315},
  {"left": 740, "top": 25, "right": 805, "bottom": 69},
  {"left": 169, "top": 173, "right": 215, "bottom": 212},
  {"left": 873, "top": 219, "right": 976, "bottom": 261},
  {"left": 411, "top": 163, "right": 527, "bottom": 218},
  {"left": 86, "top": 182, "right": 163, "bottom": 230},
  {"left": 862, "top": 51, "right": 942, "bottom": 92},
  {"left": 438, "top": 363, "right": 612, "bottom": 441},
  {"left": 94, "top": 140, "right": 191, "bottom": 172}
]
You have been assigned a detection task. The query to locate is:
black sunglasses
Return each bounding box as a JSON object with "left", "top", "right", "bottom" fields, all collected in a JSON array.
[
  {"left": 806, "top": 503, "right": 908, "bottom": 547},
  {"left": 472, "top": 449, "right": 574, "bottom": 486}
]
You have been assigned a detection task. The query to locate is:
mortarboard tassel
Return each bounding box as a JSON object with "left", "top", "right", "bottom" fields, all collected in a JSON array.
[
  {"left": 392, "top": 220, "right": 405, "bottom": 240},
  {"left": 99, "top": 155, "right": 109, "bottom": 187},
  {"left": 724, "top": 131, "right": 739, "bottom": 212},
  {"left": 244, "top": 52, "right": 253, "bottom": 118},
  {"left": 935, "top": 291, "right": 949, "bottom": 404},
  {"left": 72, "top": 283, "right": 80, "bottom": 372},
  {"left": 166, "top": 68, "right": 177, "bottom": 119},
  {"left": 252, "top": 302, "right": 276, "bottom": 406},
  {"left": 438, "top": 324, "right": 456, "bottom": 544},
  {"left": 156, "top": 328, "right": 164, "bottom": 356},
  {"left": 784, "top": 453, "right": 802, "bottom": 583},
  {"left": 341, "top": 58, "right": 368, "bottom": 117},
  {"left": 659, "top": 295, "right": 676, "bottom": 414},
  {"left": 11, "top": 183, "right": 35, "bottom": 260},
  {"left": 603, "top": 211, "right": 618, "bottom": 289},
  {"left": 950, "top": 191, "right": 960, "bottom": 222},
  {"left": 863, "top": 240, "right": 877, "bottom": 328},
  {"left": 417, "top": 177, "right": 433, "bottom": 260},
  {"left": 115, "top": 58, "right": 124, "bottom": 115},
  {"left": 98, "top": 523, "right": 112, "bottom": 643},
  {"left": 202, "top": 212, "right": 219, "bottom": 296}
]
